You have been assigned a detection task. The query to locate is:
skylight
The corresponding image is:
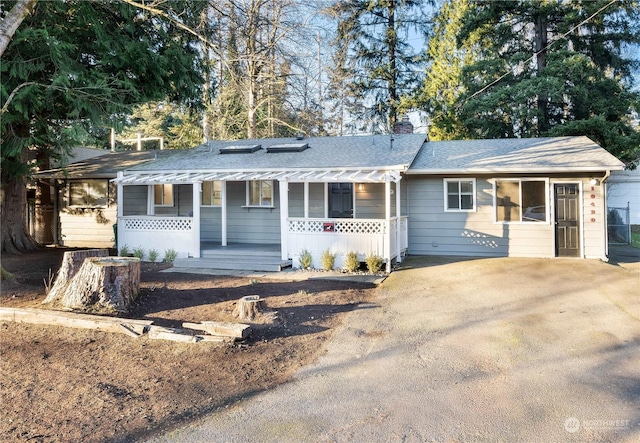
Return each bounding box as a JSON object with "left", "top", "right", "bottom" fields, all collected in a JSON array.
[
  {"left": 219, "top": 144, "right": 262, "bottom": 154},
  {"left": 266, "top": 143, "right": 309, "bottom": 153}
]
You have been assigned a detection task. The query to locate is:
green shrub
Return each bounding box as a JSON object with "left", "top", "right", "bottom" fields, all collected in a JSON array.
[
  {"left": 148, "top": 249, "right": 159, "bottom": 262},
  {"left": 365, "top": 253, "right": 383, "bottom": 273},
  {"left": 118, "top": 244, "right": 130, "bottom": 256},
  {"left": 298, "top": 249, "right": 313, "bottom": 269},
  {"left": 344, "top": 251, "right": 360, "bottom": 273},
  {"left": 132, "top": 247, "right": 145, "bottom": 259},
  {"left": 164, "top": 248, "right": 178, "bottom": 264},
  {"left": 321, "top": 249, "right": 336, "bottom": 271}
]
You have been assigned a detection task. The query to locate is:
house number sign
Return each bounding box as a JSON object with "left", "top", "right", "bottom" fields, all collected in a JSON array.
[{"left": 590, "top": 186, "right": 597, "bottom": 223}]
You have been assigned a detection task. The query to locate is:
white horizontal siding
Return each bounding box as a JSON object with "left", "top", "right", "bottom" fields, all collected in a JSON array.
[{"left": 59, "top": 208, "right": 117, "bottom": 248}]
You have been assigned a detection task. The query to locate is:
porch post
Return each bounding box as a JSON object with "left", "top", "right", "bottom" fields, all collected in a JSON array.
[
  {"left": 146, "top": 185, "right": 155, "bottom": 215},
  {"left": 116, "top": 172, "right": 124, "bottom": 218},
  {"left": 221, "top": 181, "right": 227, "bottom": 246},
  {"left": 192, "top": 182, "right": 201, "bottom": 258},
  {"left": 304, "top": 182, "right": 309, "bottom": 218},
  {"left": 385, "top": 180, "right": 392, "bottom": 272},
  {"left": 395, "top": 178, "right": 403, "bottom": 264},
  {"left": 279, "top": 180, "right": 289, "bottom": 261},
  {"left": 116, "top": 172, "right": 124, "bottom": 252}
]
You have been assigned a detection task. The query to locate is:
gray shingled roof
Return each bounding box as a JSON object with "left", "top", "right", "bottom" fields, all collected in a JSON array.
[
  {"left": 34, "top": 150, "right": 168, "bottom": 179},
  {"left": 129, "top": 134, "right": 428, "bottom": 172},
  {"left": 408, "top": 136, "right": 624, "bottom": 173}
]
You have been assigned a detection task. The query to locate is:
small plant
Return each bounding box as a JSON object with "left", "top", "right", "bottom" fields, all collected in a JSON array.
[
  {"left": 118, "top": 244, "right": 130, "bottom": 257},
  {"left": 163, "top": 248, "right": 178, "bottom": 264},
  {"left": 132, "top": 247, "right": 145, "bottom": 260},
  {"left": 297, "top": 289, "right": 312, "bottom": 296},
  {"left": 249, "top": 278, "right": 259, "bottom": 285},
  {"left": 148, "top": 249, "right": 159, "bottom": 262},
  {"left": 344, "top": 251, "right": 360, "bottom": 273},
  {"left": 298, "top": 249, "right": 313, "bottom": 269},
  {"left": 321, "top": 249, "right": 336, "bottom": 271},
  {"left": 365, "top": 253, "right": 384, "bottom": 273},
  {"left": 43, "top": 268, "right": 55, "bottom": 295}
]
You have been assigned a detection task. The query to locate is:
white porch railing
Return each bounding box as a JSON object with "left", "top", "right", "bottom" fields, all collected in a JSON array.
[
  {"left": 118, "top": 216, "right": 197, "bottom": 258},
  {"left": 286, "top": 216, "right": 408, "bottom": 269}
]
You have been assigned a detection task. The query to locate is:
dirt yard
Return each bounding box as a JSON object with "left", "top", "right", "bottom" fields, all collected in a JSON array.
[{"left": 0, "top": 248, "right": 376, "bottom": 443}]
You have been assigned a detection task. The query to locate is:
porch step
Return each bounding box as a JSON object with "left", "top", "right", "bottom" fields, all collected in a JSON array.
[{"left": 172, "top": 256, "right": 292, "bottom": 273}]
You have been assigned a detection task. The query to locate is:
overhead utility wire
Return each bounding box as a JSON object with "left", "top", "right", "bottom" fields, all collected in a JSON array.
[{"left": 463, "top": 0, "right": 619, "bottom": 104}]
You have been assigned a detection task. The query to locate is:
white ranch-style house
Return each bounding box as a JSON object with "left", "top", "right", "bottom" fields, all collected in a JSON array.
[{"left": 111, "top": 134, "right": 624, "bottom": 272}]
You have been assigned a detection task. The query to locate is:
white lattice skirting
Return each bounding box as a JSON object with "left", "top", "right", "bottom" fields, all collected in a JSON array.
[
  {"left": 123, "top": 217, "right": 193, "bottom": 231},
  {"left": 288, "top": 219, "right": 386, "bottom": 234}
]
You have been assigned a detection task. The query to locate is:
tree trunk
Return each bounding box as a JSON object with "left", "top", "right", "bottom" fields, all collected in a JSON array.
[
  {"left": 233, "top": 295, "right": 267, "bottom": 321},
  {"left": 1, "top": 154, "right": 39, "bottom": 254},
  {"left": 535, "top": 13, "right": 549, "bottom": 135},
  {"left": 44, "top": 249, "right": 110, "bottom": 304},
  {"left": 44, "top": 252, "right": 140, "bottom": 314},
  {"left": 0, "top": 0, "right": 37, "bottom": 58}
]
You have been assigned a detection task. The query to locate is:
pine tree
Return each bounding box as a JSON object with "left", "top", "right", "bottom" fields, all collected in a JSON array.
[
  {"left": 326, "top": 0, "right": 430, "bottom": 133},
  {"left": 446, "top": 0, "right": 640, "bottom": 161},
  {"left": 414, "top": 0, "right": 478, "bottom": 140}
]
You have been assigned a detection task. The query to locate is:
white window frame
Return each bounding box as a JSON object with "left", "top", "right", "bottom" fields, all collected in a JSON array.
[
  {"left": 245, "top": 180, "right": 274, "bottom": 208},
  {"left": 68, "top": 180, "right": 108, "bottom": 208},
  {"left": 201, "top": 180, "right": 222, "bottom": 207},
  {"left": 443, "top": 178, "right": 476, "bottom": 212},
  {"left": 493, "top": 178, "right": 550, "bottom": 223},
  {"left": 154, "top": 184, "right": 174, "bottom": 207}
]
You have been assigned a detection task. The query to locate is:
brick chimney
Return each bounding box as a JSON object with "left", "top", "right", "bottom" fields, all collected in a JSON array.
[{"left": 393, "top": 115, "right": 413, "bottom": 134}]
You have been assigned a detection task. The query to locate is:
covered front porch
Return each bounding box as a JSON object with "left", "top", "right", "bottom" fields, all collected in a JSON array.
[{"left": 114, "top": 167, "right": 408, "bottom": 272}]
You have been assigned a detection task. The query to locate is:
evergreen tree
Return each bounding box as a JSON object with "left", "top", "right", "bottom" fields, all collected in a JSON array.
[
  {"left": 413, "top": 0, "right": 478, "bottom": 140},
  {"left": 122, "top": 102, "right": 203, "bottom": 150},
  {"left": 1, "top": 0, "right": 202, "bottom": 253},
  {"left": 442, "top": 0, "right": 640, "bottom": 161},
  {"left": 326, "top": 0, "right": 430, "bottom": 133}
]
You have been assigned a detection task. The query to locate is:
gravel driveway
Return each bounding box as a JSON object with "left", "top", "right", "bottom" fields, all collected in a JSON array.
[{"left": 149, "top": 255, "right": 639, "bottom": 443}]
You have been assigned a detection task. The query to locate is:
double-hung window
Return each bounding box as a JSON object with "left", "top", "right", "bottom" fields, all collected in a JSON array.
[
  {"left": 444, "top": 179, "right": 476, "bottom": 211},
  {"left": 494, "top": 179, "right": 548, "bottom": 222},
  {"left": 154, "top": 184, "right": 173, "bottom": 207},
  {"left": 202, "top": 181, "right": 222, "bottom": 206},
  {"left": 69, "top": 180, "right": 108, "bottom": 207},
  {"left": 246, "top": 180, "right": 273, "bottom": 207}
]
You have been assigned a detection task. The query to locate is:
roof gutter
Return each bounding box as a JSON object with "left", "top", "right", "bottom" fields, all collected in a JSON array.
[{"left": 406, "top": 166, "right": 626, "bottom": 175}]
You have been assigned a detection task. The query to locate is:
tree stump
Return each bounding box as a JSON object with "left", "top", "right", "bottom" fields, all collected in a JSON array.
[
  {"left": 44, "top": 249, "right": 109, "bottom": 304},
  {"left": 44, "top": 256, "right": 140, "bottom": 314},
  {"left": 233, "top": 295, "right": 268, "bottom": 322}
]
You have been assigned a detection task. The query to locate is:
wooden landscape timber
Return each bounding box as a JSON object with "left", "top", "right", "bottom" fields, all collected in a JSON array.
[
  {"left": 147, "top": 325, "right": 234, "bottom": 344},
  {"left": 0, "top": 307, "right": 247, "bottom": 344},
  {"left": 182, "top": 321, "right": 252, "bottom": 339},
  {"left": 0, "top": 307, "right": 152, "bottom": 336}
]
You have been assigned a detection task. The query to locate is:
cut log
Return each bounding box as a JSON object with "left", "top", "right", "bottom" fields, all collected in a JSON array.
[
  {"left": 44, "top": 257, "right": 140, "bottom": 314},
  {"left": 182, "top": 321, "right": 251, "bottom": 339},
  {"left": 0, "top": 307, "right": 153, "bottom": 336},
  {"left": 44, "top": 249, "right": 109, "bottom": 304},
  {"left": 147, "top": 325, "right": 198, "bottom": 343},
  {"left": 233, "top": 295, "right": 274, "bottom": 322}
]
